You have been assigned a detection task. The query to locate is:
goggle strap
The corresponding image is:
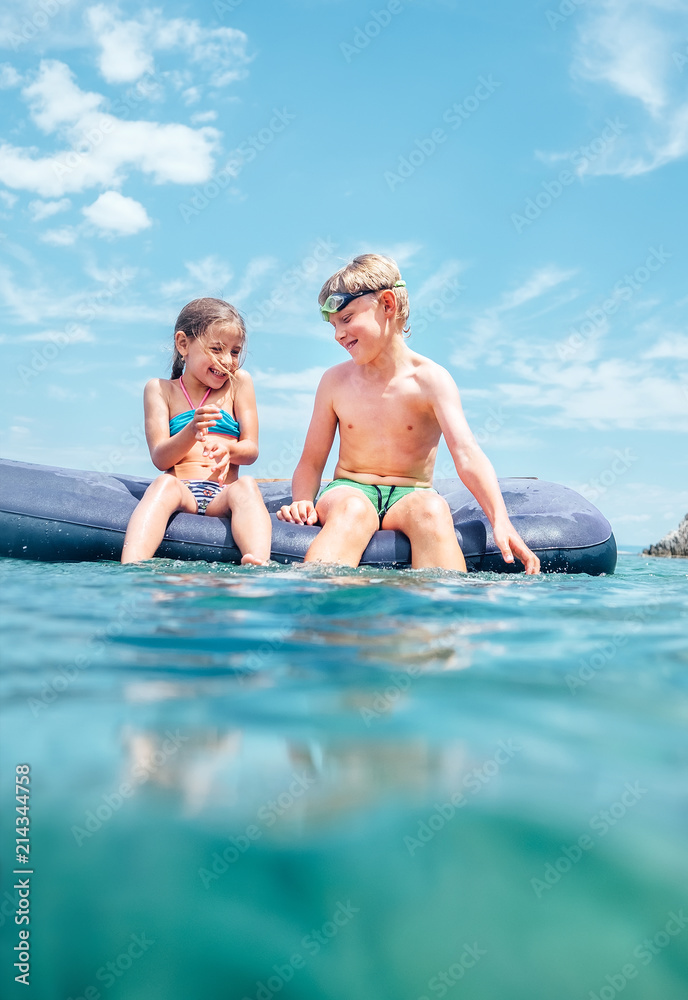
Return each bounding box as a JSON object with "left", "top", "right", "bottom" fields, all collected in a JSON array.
[{"left": 320, "top": 279, "right": 406, "bottom": 319}]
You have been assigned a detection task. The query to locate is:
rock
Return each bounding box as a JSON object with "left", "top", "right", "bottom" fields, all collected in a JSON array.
[{"left": 643, "top": 513, "right": 688, "bottom": 557}]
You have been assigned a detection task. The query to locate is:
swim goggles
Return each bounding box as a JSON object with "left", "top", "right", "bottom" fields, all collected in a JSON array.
[{"left": 320, "top": 280, "right": 406, "bottom": 321}]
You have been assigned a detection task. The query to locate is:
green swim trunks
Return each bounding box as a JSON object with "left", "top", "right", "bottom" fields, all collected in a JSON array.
[{"left": 318, "top": 478, "right": 437, "bottom": 527}]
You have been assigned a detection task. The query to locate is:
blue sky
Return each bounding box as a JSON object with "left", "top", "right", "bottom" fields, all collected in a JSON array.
[{"left": 1, "top": 0, "right": 687, "bottom": 546}]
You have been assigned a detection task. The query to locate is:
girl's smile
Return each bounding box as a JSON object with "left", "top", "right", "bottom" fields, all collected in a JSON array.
[{"left": 179, "top": 323, "right": 245, "bottom": 390}]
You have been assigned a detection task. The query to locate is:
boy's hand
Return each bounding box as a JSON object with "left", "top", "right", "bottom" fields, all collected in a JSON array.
[
  {"left": 277, "top": 501, "right": 318, "bottom": 525},
  {"left": 493, "top": 520, "right": 541, "bottom": 575}
]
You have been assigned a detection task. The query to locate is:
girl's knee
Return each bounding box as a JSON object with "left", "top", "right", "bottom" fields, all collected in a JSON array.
[
  {"left": 145, "top": 475, "right": 184, "bottom": 504},
  {"left": 231, "top": 476, "right": 261, "bottom": 499},
  {"left": 226, "top": 477, "right": 266, "bottom": 510}
]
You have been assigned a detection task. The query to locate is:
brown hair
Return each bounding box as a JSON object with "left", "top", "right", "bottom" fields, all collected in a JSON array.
[
  {"left": 318, "top": 253, "right": 409, "bottom": 327},
  {"left": 171, "top": 298, "right": 246, "bottom": 380}
]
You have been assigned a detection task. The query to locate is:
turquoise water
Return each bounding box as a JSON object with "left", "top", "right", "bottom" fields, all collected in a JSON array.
[{"left": 1, "top": 554, "right": 687, "bottom": 1000}]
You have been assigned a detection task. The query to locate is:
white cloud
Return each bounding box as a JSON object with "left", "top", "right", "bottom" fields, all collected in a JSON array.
[
  {"left": 449, "top": 266, "right": 576, "bottom": 369},
  {"left": 191, "top": 110, "right": 218, "bottom": 125},
  {"left": 0, "top": 61, "right": 219, "bottom": 197},
  {"left": 414, "top": 259, "right": 465, "bottom": 305},
  {"left": 571, "top": 0, "right": 688, "bottom": 176},
  {"left": 160, "top": 255, "right": 276, "bottom": 304},
  {"left": 0, "top": 63, "right": 21, "bottom": 88},
  {"left": 574, "top": 481, "right": 688, "bottom": 544},
  {"left": 40, "top": 227, "right": 78, "bottom": 246},
  {"left": 159, "top": 278, "right": 191, "bottom": 300},
  {"left": 185, "top": 256, "right": 233, "bottom": 292},
  {"left": 253, "top": 367, "right": 326, "bottom": 391},
  {"left": 231, "top": 256, "right": 278, "bottom": 303},
  {"left": 642, "top": 332, "right": 688, "bottom": 360},
  {"left": 21, "top": 326, "right": 93, "bottom": 343},
  {"left": 0, "top": 189, "right": 17, "bottom": 208},
  {"left": 82, "top": 190, "right": 152, "bottom": 236},
  {"left": 25, "top": 59, "right": 103, "bottom": 133},
  {"left": 86, "top": 5, "right": 153, "bottom": 84},
  {"left": 0, "top": 262, "right": 158, "bottom": 327},
  {"left": 497, "top": 267, "right": 577, "bottom": 313},
  {"left": 155, "top": 19, "right": 251, "bottom": 88},
  {"left": 86, "top": 6, "right": 250, "bottom": 88},
  {"left": 380, "top": 242, "right": 423, "bottom": 268},
  {"left": 182, "top": 87, "right": 201, "bottom": 105},
  {"left": 29, "top": 198, "right": 71, "bottom": 221},
  {"left": 497, "top": 357, "right": 688, "bottom": 431}
]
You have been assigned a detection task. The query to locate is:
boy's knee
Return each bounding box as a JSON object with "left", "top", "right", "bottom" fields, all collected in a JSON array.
[
  {"left": 319, "top": 492, "right": 377, "bottom": 533},
  {"left": 332, "top": 493, "right": 376, "bottom": 521},
  {"left": 410, "top": 493, "right": 453, "bottom": 529}
]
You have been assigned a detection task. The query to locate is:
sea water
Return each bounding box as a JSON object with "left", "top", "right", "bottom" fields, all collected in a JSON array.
[{"left": 0, "top": 554, "right": 687, "bottom": 1000}]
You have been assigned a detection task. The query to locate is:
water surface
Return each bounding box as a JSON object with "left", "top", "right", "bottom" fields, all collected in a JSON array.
[{"left": 1, "top": 555, "right": 687, "bottom": 1000}]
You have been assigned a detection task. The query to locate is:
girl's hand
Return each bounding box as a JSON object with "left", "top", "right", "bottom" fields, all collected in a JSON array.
[
  {"left": 191, "top": 404, "right": 221, "bottom": 441},
  {"left": 277, "top": 501, "right": 318, "bottom": 525},
  {"left": 203, "top": 439, "right": 230, "bottom": 485}
]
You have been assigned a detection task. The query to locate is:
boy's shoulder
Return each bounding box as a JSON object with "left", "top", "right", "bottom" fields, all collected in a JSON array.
[
  {"left": 407, "top": 350, "right": 455, "bottom": 386},
  {"left": 320, "top": 360, "right": 355, "bottom": 385}
]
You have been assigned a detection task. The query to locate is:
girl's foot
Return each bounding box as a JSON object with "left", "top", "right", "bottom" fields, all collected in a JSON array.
[{"left": 240, "top": 553, "right": 266, "bottom": 566}]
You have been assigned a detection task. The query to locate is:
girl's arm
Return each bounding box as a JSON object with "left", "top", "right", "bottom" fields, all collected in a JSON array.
[
  {"left": 227, "top": 371, "right": 259, "bottom": 465},
  {"left": 144, "top": 379, "right": 199, "bottom": 471}
]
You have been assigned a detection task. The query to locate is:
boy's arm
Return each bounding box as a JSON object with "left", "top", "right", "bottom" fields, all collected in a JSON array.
[
  {"left": 277, "top": 373, "right": 338, "bottom": 525},
  {"left": 430, "top": 367, "right": 540, "bottom": 574}
]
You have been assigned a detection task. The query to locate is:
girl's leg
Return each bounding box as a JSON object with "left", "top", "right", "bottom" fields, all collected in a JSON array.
[
  {"left": 121, "top": 475, "right": 196, "bottom": 564},
  {"left": 205, "top": 477, "right": 272, "bottom": 565}
]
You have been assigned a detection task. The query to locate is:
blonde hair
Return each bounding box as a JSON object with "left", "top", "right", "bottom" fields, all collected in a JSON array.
[
  {"left": 319, "top": 253, "right": 409, "bottom": 327},
  {"left": 171, "top": 297, "right": 246, "bottom": 381}
]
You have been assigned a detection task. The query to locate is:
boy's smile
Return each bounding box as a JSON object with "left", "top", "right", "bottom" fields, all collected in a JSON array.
[{"left": 330, "top": 294, "right": 389, "bottom": 364}]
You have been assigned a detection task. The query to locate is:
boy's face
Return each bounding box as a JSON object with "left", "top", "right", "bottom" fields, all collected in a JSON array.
[{"left": 328, "top": 291, "right": 395, "bottom": 365}]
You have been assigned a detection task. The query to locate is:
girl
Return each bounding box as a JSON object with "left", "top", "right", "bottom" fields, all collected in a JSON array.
[{"left": 121, "top": 297, "right": 271, "bottom": 565}]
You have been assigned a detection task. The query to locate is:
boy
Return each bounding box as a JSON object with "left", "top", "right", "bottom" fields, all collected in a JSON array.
[{"left": 277, "top": 254, "right": 540, "bottom": 574}]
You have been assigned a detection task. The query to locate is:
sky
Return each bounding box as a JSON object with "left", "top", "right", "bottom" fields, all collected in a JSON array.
[{"left": 1, "top": 0, "right": 687, "bottom": 547}]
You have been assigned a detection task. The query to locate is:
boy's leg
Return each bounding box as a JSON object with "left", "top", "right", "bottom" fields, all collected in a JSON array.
[
  {"left": 381, "top": 491, "right": 467, "bottom": 571},
  {"left": 305, "top": 486, "right": 379, "bottom": 566},
  {"left": 121, "top": 475, "right": 196, "bottom": 564},
  {"left": 205, "top": 477, "right": 272, "bottom": 565}
]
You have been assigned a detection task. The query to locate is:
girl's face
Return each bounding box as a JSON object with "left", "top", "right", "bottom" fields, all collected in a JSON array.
[{"left": 179, "top": 323, "right": 245, "bottom": 388}]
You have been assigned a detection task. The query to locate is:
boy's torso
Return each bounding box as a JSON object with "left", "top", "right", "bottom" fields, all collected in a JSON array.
[{"left": 330, "top": 352, "right": 442, "bottom": 488}]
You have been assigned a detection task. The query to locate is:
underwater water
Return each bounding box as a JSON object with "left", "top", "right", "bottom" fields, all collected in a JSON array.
[{"left": 1, "top": 554, "right": 687, "bottom": 1000}]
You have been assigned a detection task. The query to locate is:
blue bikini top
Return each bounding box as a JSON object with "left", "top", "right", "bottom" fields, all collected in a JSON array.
[{"left": 169, "top": 377, "right": 240, "bottom": 438}]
